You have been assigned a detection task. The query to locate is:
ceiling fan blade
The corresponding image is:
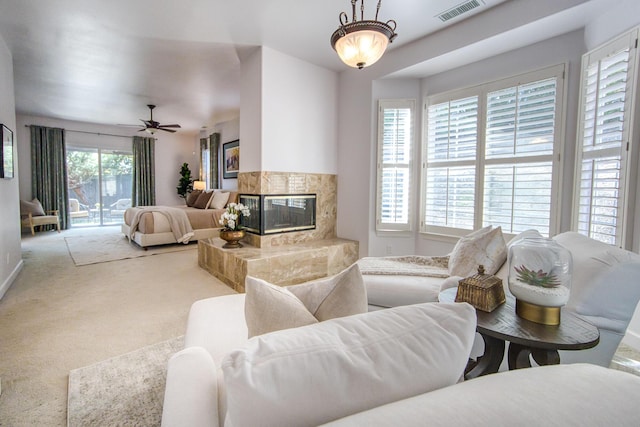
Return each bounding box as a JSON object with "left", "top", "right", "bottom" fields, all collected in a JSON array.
[
  {"left": 158, "top": 127, "right": 177, "bottom": 133},
  {"left": 159, "top": 124, "right": 181, "bottom": 128}
]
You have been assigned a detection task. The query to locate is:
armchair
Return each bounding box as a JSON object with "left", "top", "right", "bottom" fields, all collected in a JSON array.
[
  {"left": 21, "top": 210, "right": 60, "bottom": 235},
  {"left": 69, "top": 198, "right": 89, "bottom": 219}
]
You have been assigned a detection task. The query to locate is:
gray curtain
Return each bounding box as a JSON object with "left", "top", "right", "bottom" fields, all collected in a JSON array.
[
  {"left": 132, "top": 136, "right": 156, "bottom": 207},
  {"left": 209, "top": 132, "right": 220, "bottom": 189},
  {"left": 30, "top": 125, "right": 69, "bottom": 229}
]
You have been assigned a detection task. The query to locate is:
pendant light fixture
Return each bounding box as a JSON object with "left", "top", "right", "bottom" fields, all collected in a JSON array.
[{"left": 330, "top": 0, "right": 397, "bottom": 70}]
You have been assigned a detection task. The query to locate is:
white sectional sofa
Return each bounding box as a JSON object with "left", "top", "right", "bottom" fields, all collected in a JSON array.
[
  {"left": 363, "top": 231, "right": 640, "bottom": 368},
  {"left": 162, "top": 293, "right": 640, "bottom": 427}
]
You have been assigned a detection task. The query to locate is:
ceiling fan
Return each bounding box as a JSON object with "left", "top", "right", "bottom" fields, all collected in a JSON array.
[{"left": 139, "top": 104, "right": 181, "bottom": 134}]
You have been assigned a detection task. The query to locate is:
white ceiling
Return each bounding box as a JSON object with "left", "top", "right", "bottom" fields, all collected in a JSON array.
[{"left": 0, "top": 0, "right": 512, "bottom": 134}]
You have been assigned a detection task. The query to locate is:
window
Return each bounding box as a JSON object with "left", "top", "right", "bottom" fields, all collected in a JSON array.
[
  {"left": 422, "top": 64, "right": 565, "bottom": 237},
  {"left": 574, "top": 29, "right": 639, "bottom": 247},
  {"left": 376, "top": 99, "right": 415, "bottom": 232}
]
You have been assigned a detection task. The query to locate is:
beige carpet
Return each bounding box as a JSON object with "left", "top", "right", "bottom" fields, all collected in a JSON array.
[
  {"left": 64, "top": 232, "right": 196, "bottom": 266},
  {"left": 0, "top": 226, "right": 235, "bottom": 427},
  {"left": 67, "top": 336, "right": 184, "bottom": 427}
]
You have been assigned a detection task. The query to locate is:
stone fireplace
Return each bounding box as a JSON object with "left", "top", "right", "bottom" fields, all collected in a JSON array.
[{"left": 198, "top": 171, "right": 358, "bottom": 292}]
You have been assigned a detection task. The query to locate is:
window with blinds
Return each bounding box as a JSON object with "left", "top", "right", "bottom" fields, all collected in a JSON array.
[
  {"left": 376, "top": 99, "right": 415, "bottom": 232},
  {"left": 424, "top": 96, "right": 478, "bottom": 230},
  {"left": 574, "top": 29, "right": 639, "bottom": 247},
  {"left": 423, "top": 65, "right": 565, "bottom": 237}
]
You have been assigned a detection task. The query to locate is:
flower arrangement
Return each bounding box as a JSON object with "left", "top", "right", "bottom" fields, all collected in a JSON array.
[{"left": 219, "top": 203, "right": 250, "bottom": 231}]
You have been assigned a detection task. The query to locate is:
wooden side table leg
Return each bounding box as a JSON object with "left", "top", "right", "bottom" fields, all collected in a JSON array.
[
  {"left": 465, "top": 334, "right": 505, "bottom": 380},
  {"left": 531, "top": 348, "right": 560, "bottom": 366},
  {"left": 508, "top": 342, "right": 534, "bottom": 369}
]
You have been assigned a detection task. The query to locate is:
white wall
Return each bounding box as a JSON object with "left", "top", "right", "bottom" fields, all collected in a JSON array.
[
  {"left": 15, "top": 115, "right": 197, "bottom": 207},
  {"left": 0, "top": 33, "right": 21, "bottom": 300},
  {"left": 239, "top": 48, "right": 262, "bottom": 174},
  {"left": 240, "top": 47, "right": 338, "bottom": 175},
  {"left": 261, "top": 47, "right": 338, "bottom": 174}
]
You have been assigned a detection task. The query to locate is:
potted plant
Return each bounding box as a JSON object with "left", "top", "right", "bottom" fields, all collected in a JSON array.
[
  {"left": 176, "top": 163, "right": 194, "bottom": 200},
  {"left": 218, "top": 203, "right": 251, "bottom": 248}
]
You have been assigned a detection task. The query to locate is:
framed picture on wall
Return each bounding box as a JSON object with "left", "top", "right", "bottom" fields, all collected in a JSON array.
[
  {"left": 223, "top": 139, "right": 239, "bottom": 179},
  {"left": 0, "top": 124, "right": 14, "bottom": 179}
]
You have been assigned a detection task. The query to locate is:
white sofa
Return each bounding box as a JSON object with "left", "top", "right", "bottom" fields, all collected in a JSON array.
[
  {"left": 162, "top": 293, "right": 640, "bottom": 427},
  {"left": 363, "top": 231, "right": 640, "bottom": 368}
]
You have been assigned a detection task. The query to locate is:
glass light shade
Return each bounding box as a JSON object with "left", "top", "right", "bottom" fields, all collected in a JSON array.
[
  {"left": 334, "top": 29, "right": 389, "bottom": 69},
  {"left": 193, "top": 180, "right": 206, "bottom": 191}
]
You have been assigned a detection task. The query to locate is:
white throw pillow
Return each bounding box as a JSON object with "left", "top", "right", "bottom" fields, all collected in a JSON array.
[
  {"left": 209, "top": 191, "right": 230, "bottom": 209},
  {"left": 222, "top": 302, "right": 477, "bottom": 427},
  {"left": 244, "top": 263, "right": 367, "bottom": 337},
  {"left": 449, "top": 226, "right": 507, "bottom": 277}
]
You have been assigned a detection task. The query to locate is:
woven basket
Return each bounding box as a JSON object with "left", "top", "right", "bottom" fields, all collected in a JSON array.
[{"left": 455, "top": 265, "right": 505, "bottom": 312}]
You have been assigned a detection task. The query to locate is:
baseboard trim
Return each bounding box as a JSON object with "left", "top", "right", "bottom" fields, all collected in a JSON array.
[{"left": 0, "top": 259, "right": 24, "bottom": 300}]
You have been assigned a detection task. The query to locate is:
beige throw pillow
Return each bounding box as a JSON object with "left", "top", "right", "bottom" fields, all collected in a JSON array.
[
  {"left": 244, "top": 263, "right": 367, "bottom": 338},
  {"left": 244, "top": 278, "right": 318, "bottom": 338},
  {"left": 209, "top": 191, "right": 230, "bottom": 209},
  {"left": 449, "top": 226, "right": 507, "bottom": 277},
  {"left": 20, "top": 198, "right": 46, "bottom": 216}
]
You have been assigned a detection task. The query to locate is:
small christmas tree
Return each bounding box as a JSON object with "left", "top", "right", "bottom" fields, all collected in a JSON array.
[{"left": 176, "top": 163, "right": 194, "bottom": 199}]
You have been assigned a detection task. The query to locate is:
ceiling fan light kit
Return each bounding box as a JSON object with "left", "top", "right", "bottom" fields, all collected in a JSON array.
[
  {"left": 139, "top": 104, "right": 181, "bottom": 134},
  {"left": 330, "top": 0, "right": 397, "bottom": 69}
]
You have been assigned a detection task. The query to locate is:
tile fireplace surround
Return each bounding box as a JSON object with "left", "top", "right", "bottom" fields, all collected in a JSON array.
[{"left": 198, "top": 171, "right": 359, "bottom": 291}]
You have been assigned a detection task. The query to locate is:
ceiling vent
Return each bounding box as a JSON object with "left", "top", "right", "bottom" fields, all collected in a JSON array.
[{"left": 436, "top": 0, "right": 484, "bottom": 22}]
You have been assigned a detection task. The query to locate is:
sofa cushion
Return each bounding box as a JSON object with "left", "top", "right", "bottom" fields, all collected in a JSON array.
[
  {"left": 449, "top": 226, "right": 507, "bottom": 277},
  {"left": 209, "top": 191, "right": 230, "bottom": 210},
  {"left": 222, "top": 302, "right": 477, "bottom": 427},
  {"left": 20, "top": 198, "right": 46, "bottom": 216},
  {"left": 244, "top": 263, "right": 367, "bottom": 337}
]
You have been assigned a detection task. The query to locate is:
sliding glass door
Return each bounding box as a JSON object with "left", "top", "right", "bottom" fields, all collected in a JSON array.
[{"left": 67, "top": 147, "right": 133, "bottom": 227}]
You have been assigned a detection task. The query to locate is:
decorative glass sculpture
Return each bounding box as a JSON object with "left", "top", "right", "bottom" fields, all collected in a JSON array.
[{"left": 508, "top": 237, "right": 572, "bottom": 325}]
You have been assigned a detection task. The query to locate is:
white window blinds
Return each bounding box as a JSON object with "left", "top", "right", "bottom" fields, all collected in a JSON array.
[
  {"left": 483, "top": 77, "right": 558, "bottom": 235},
  {"left": 376, "top": 99, "right": 415, "bottom": 231},
  {"left": 574, "top": 29, "right": 639, "bottom": 247},
  {"left": 423, "top": 64, "right": 564, "bottom": 237},
  {"left": 425, "top": 96, "right": 478, "bottom": 230}
]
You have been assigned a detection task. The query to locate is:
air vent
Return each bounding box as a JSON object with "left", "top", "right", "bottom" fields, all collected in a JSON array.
[{"left": 437, "top": 0, "right": 484, "bottom": 22}]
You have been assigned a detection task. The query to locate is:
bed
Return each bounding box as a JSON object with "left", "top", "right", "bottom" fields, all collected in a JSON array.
[{"left": 121, "top": 190, "right": 238, "bottom": 248}]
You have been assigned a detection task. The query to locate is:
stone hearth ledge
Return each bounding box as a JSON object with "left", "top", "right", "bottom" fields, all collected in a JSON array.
[{"left": 198, "top": 237, "right": 359, "bottom": 293}]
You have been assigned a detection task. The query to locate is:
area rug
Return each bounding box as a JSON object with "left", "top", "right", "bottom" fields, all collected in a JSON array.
[
  {"left": 65, "top": 233, "right": 196, "bottom": 266},
  {"left": 67, "top": 336, "right": 184, "bottom": 427}
]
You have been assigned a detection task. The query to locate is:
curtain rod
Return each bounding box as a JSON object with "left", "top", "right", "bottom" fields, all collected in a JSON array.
[{"left": 25, "top": 125, "right": 137, "bottom": 139}]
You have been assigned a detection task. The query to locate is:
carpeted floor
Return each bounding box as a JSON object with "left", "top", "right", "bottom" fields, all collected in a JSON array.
[
  {"left": 65, "top": 232, "right": 196, "bottom": 266},
  {"left": 0, "top": 226, "right": 235, "bottom": 427},
  {"left": 67, "top": 336, "right": 184, "bottom": 427}
]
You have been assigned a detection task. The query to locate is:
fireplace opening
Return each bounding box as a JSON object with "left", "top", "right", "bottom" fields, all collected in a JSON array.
[{"left": 239, "top": 194, "right": 316, "bottom": 235}]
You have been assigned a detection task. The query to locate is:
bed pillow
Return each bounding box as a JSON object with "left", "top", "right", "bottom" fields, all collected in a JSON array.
[
  {"left": 20, "top": 198, "right": 46, "bottom": 216},
  {"left": 186, "top": 190, "right": 202, "bottom": 207},
  {"left": 209, "top": 191, "right": 230, "bottom": 209},
  {"left": 244, "top": 263, "right": 367, "bottom": 337},
  {"left": 449, "top": 226, "right": 507, "bottom": 277},
  {"left": 193, "top": 191, "right": 213, "bottom": 209},
  {"left": 223, "top": 302, "right": 477, "bottom": 427}
]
